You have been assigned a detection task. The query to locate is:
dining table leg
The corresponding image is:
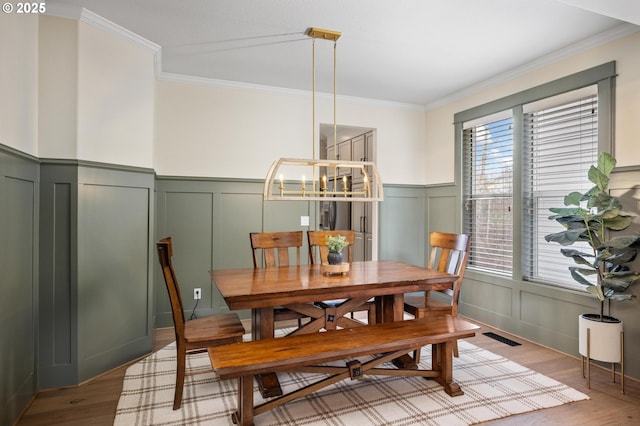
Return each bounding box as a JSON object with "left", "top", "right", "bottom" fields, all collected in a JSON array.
[
  {"left": 380, "top": 293, "right": 418, "bottom": 369},
  {"left": 377, "top": 293, "right": 405, "bottom": 322},
  {"left": 252, "top": 307, "right": 283, "bottom": 398}
]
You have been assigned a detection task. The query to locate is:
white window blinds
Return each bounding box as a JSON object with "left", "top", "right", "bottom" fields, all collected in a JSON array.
[
  {"left": 522, "top": 88, "right": 598, "bottom": 288},
  {"left": 463, "top": 116, "right": 513, "bottom": 275}
]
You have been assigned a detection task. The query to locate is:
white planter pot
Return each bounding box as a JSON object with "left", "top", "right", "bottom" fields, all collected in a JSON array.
[{"left": 578, "top": 313, "right": 623, "bottom": 363}]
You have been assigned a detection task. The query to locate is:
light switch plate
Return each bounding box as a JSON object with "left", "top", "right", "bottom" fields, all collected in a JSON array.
[{"left": 300, "top": 215, "right": 310, "bottom": 226}]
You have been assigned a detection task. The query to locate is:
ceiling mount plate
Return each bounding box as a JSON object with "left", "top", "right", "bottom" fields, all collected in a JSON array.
[{"left": 306, "top": 27, "right": 341, "bottom": 41}]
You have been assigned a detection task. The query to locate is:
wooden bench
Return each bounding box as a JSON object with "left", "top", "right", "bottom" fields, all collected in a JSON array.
[{"left": 208, "top": 315, "right": 479, "bottom": 426}]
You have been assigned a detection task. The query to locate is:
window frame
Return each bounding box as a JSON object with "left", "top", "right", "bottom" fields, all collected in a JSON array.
[{"left": 454, "top": 62, "right": 615, "bottom": 285}]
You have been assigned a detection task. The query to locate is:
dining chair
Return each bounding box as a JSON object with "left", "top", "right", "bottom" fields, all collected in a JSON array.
[
  {"left": 250, "top": 231, "right": 309, "bottom": 325},
  {"left": 250, "top": 231, "right": 303, "bottom": 268},
  {"left": 403, "top": 232, "right": 470, "bottom": 362},
  {"left": 307, "top": 230, "right": 376, "bottom": 324},
  {"left": 157, "top": 237, "right": 245, "bottom": 410},
  {"left": 307, "top": 229, "right": 355, "bottom": 266}
]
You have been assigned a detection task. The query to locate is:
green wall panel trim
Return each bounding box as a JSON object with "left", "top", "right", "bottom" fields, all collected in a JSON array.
[
  {"left": 0, "top": 142, "right": 40, "bottom": 163},
  {"left": 38, "top": 163, "right": 155, "bottom": 387},
  {"left": 39, "top": 163, "right": 79, "bottom": 388},
  {"left": 156, "top": 176, "right": 264, "bottom": 194},
  {"left": 0, "top": 149, "right": 39, "bottom": 426},
  {"left": 41, "top": 158, "right": 154, "bottom": 176},
  {"left": 39, "top": 183, "right": 73, "bottom": 366}
]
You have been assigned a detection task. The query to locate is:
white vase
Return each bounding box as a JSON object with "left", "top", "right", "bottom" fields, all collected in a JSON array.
[{"left": 578, "top": 313, "right": 623, "bottom": 363}]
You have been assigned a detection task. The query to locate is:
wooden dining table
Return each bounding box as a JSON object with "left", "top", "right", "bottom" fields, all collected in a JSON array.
[{"left": 210, "top": 260, "right": 459, "bottom": 397}]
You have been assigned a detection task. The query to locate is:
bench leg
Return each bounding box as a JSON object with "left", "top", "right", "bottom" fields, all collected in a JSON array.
[
  {"left": 233, "top": 375, "right": 254, "bottom": 426},
  {"left": 431, "top": 340, "right": 464, "bottom": 396}
]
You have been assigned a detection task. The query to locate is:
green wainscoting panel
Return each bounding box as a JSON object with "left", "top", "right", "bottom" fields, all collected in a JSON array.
[
  {"left": 77, "top": 181, "right": 152, "bottom": 381},
  {"left": 427, "top": 194, "right": 458, "bottom": 235},
  {"left": 155, "top": 179, "right": 266, "bottom": 324},
  {"left": 263, "top": 199, "right": 313, "bottom": 264},
  {"left": 163, "top": 191, "right": 215, "bottom": 317},
  {"left": 520, "top": 290, "right": 585, "bottom": 347},
  {"left": 217, "top": 192, "right": 263, "bottom": 269},
  {"left": 39, "top": 164, "right": 77, "bottom": 387},
  {"left": 38, "top": 161, "right": 155, "bottom": 387},
  {"left": 2, "top": 177, "right": 37, "bottom": 420},
  {"left": 4, "top": 144, "right": 640, "bottom": 422},
  {"left": 378, "top": 185, "right": 426, "bottom": 266},
  {"left": 460, "top": 273, "right": 514, "bottom": 320},
  {"left": 155, "top": 178, "right": 315, "bottom": 325},
  {"left": 0, "top": 148, "right": 39, "bottom": 426}
]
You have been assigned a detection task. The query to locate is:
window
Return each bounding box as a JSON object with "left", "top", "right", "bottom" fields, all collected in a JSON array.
[
  {"left": 463, "top": 116, "right": 513, "bottom": 275},
  {"left": 456, "top": 62, "right": 615, "bottom": 288},
  {"left": 522, "top": 89, "right": 598, "bottom": 287}
]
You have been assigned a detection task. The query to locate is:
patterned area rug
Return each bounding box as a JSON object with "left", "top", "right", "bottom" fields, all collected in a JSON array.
[{"left": 114, "top": 334, "right": 588, "bottom": 425}]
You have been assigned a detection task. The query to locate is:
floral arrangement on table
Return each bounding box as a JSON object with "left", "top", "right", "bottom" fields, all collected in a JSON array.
[
  {"left": 326, "top": 234, "right": 349, "bottom": 267},
  {"left": 327, "top": 234, "right": 349, "bottom": 253}
]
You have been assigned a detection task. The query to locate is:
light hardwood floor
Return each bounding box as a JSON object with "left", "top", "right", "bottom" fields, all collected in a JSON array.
[{"left": 17, "top": 318, "right": 640, "bottom": 425}]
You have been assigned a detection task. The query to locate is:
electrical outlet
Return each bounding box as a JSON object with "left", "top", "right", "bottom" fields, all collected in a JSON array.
[{"left": 194, "top": 288, "right": 201, "bottom": 300}]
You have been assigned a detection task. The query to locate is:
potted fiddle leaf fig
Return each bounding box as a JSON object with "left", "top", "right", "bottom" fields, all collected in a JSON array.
[
  {"left": 326, "top": 234, "right": 348, "bottom": 265},
  {"left": 545, "top": 152, "right": 640, "bottom": 364}
]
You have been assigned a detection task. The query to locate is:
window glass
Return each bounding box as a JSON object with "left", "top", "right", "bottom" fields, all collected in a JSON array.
[{"left": 463, "top": 117, "right": 513, "bottom": 275}]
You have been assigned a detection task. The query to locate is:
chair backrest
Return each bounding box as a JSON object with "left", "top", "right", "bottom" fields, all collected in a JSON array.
[
  {"left": 427, "top": 232, "right": 471, "bottom": 314},
  {"left": 307, "top": 230, "right": 356, "bottom": 265},
  {"left": 250, "top": 231, "right": 303, "bottom": 268},
  {"left": 156, "top": 237, "right": 186, "bottom": 341}
]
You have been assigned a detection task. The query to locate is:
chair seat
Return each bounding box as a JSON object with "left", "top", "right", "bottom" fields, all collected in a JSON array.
[
  {"left": 184, "top": 312, "right": 245, "bottom": 346},
  {"left": 403, "top": 295, "right": 453, "bottom": 316}
]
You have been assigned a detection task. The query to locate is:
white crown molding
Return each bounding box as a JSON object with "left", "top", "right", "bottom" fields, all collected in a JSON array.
[
  {"left": 425, "top": 22, "right": 640, "bottom": 111},
  {"left": 43, "top": 7, "right": 162, "bottom": 73},
  {"left": 79, "top": 9, "right": 160, "bottom": 53},
  {"left": 78, "top": 9, "right": 162, "bottom": 74},
  {"left": 158, "top": 72, "right": 425, "bottom": 112}
]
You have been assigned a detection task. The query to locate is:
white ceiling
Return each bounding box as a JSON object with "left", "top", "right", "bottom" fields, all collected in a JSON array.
[{"left": 47, "top": 0, "right": 639, "bottom": 109}]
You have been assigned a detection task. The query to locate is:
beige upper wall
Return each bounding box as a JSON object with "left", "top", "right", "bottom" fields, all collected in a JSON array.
[
  {"left": 1, "top": 14, "right": 156, "bottom": 165},
  {"left": 154, "top": 79, "right": 427, "bottom": 184},
  {"left": 0, "top": 13, "right": 38, "bottom": 155},
  {"left": 424, "top": 30, "right": 640, "bottom": 185},
  {"left": 38, "top": 16, "right": 78, "bottom": 159},
  {"left": 76, "top": 20, "right": 156, "bottom": 168}
]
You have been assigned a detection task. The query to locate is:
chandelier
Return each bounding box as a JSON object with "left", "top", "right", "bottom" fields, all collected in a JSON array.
[{"left": 263, "top": 27, "right": 383, "bottom": 202}]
